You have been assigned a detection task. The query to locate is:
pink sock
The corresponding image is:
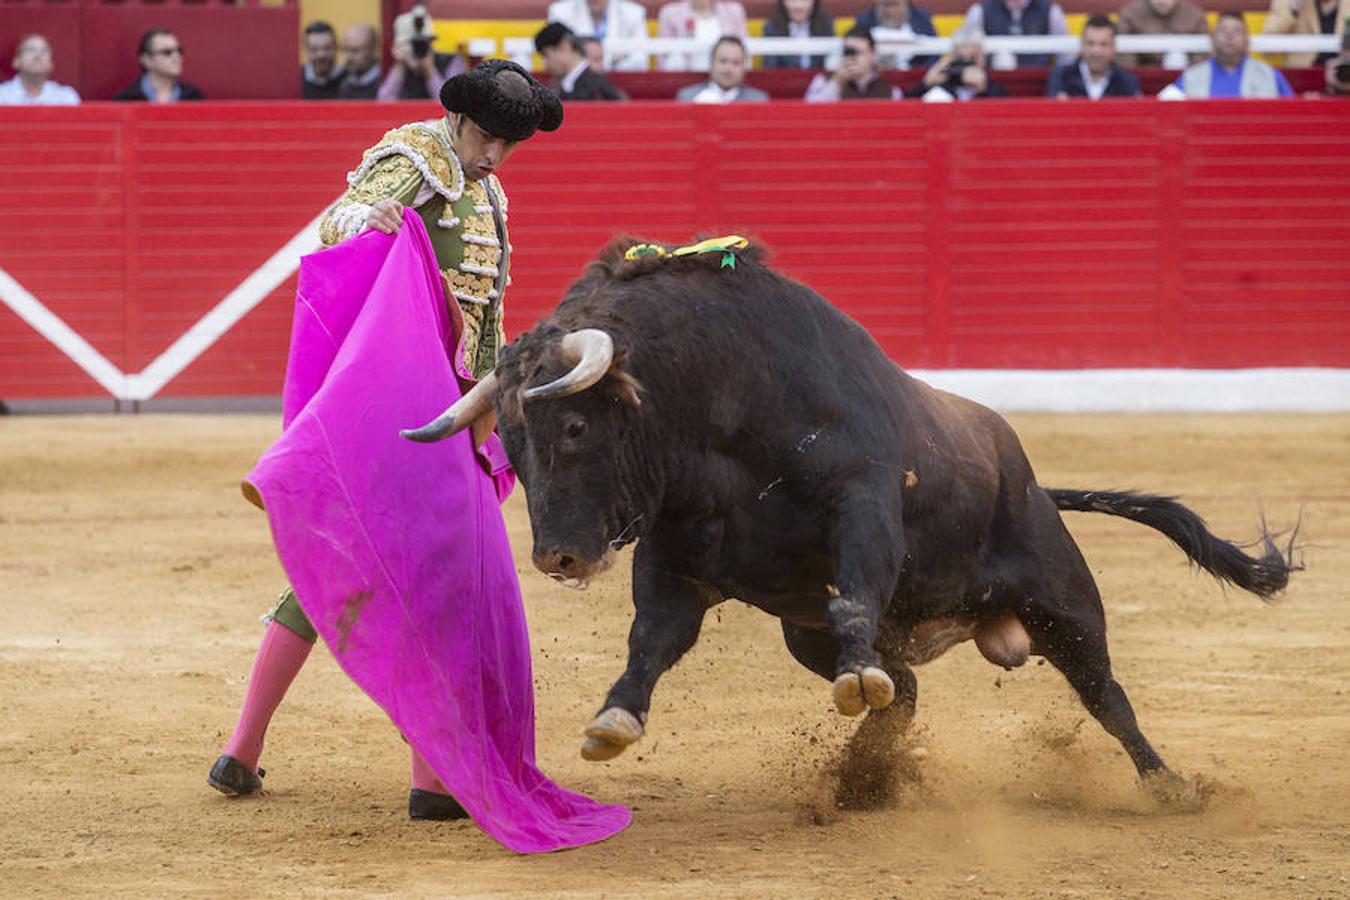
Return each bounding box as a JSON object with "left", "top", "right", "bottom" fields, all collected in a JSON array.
[
  {"left": 410, "top": 747, "right": 448, "bottom": 794},
  {"left": 221, "top": 621, "right": 313, "bottom": 771}
]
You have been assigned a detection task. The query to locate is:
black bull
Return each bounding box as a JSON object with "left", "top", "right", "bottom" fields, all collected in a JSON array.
[{"left": 405, "top": 239, "right": 1298, "bottom": 790}]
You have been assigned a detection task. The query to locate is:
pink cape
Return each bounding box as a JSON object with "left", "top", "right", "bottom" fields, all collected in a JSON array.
[{"left": 242, "top": 212, "right": 630, "bottom": 853}]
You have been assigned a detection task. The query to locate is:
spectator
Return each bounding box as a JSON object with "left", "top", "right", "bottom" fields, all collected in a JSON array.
[
  {"left": 535, "top": 22, "right": 628, "bottom": 99},
  {"left": 657, "top": 0, "right": 749, "bottom": 71},
  {"left": 959, "top": 0, "right": 1072, "bottom": 69},
  {"left": 337, "top": 24, "right": 382, "bottom": 99},
  {"left": 905, "top": 23, "right": 1009, "bottom": 99},
  {"left": 0, "top": 34, "right": 79, "bottom": 105},
  {"left": 1116, "top": 0, "right": 1208, "bottom": 69},
  {"left": 1262, "top": 0, "right": 1348, "bottom": 66},
  {"left": 379, "top": 5, "right": 467, "bottom": 101},
  {"left": 1046, "top": 15, "right": 1141, "bottom": 98},
  {"left": 762, "top": 0, "right": 836, "bottom": 70},
  {"left": 548, "top": 0, "right": 651, "bottom": 72},
  {"left": 677, "top": 36, "right": 770, "bottom": 100},
  {"left": 854, "top": 0, "right": 937, "bottom": 69},
  {"left": 302, "top": 20, "right": 344, "bottom": 99},
  {"left": 113, "top": 29, "right": 203, "bottom": 102},
  {"left": 805, "top": 23, "right": 901, "bottom": 99},
  {"left": 1172, "top": 12, "right": 1295, "bottom": 97},
  {"left": 579, "top": 36, "right": 608, "bottom": 69}
]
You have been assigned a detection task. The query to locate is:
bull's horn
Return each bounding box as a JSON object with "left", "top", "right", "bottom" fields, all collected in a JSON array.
[
  {"left": 522, "top": 329, "right": 614, "bottom": 401},
  {"left": 401, "top": 371, "right": 498, "bottom": 443}
]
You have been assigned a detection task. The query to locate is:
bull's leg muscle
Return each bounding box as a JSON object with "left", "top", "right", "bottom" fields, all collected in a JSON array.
[
  {"left": 581, "top": 540, "right": 719, "bottom": 761},
  {"left": 1025, "top": 607, "right": 1168, "bottom": 778},
  {"left": 824, "top": 489, "right": 907, "bottom": 715},
  {"left": 780, "top": 620, "right": 839, "bottom": 681}
]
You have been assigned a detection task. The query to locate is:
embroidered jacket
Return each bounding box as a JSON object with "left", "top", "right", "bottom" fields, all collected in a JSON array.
[{"left": 319, "top": 118, "right": 510, "bottom": 379}]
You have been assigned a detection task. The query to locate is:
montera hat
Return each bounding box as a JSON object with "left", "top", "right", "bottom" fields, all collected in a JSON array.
[{"left": 440, "top": 60, "right": 564, "bottom": 143}]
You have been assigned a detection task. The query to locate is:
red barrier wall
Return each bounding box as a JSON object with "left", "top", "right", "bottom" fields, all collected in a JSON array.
[{"left": 1, "top": 100, "right": 1347, "bottom": 399}]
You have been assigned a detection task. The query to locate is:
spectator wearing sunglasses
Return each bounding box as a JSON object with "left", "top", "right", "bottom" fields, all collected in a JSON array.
[{"left": 113, "top": 29, "right": 204, "bottom": 101}]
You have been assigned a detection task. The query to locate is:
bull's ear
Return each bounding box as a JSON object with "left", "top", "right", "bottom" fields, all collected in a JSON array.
[{"left": 607, "top": 352, "right": 642, "bottom": 408}]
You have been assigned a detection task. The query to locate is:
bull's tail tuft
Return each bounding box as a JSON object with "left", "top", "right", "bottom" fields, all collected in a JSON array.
[{"left": 1045, "top": 488, "right": 1302, "bottom": 601}]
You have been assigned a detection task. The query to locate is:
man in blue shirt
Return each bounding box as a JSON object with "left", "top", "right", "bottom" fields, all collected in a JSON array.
[{"left": 1173, "top": 11, "right": 1293, "bottom": 97}]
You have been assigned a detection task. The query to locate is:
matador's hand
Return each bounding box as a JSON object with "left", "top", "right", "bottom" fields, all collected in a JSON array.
[{"left": 367, "top": 199, "right": 405, "bottom": 234}]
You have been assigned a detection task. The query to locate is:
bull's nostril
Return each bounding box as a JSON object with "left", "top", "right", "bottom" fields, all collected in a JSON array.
[{"left": 558, "top": 554, "right": 576, "bottom": 574}]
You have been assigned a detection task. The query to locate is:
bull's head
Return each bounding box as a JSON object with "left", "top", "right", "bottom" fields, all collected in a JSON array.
[{"left": 402, "top": 327, "right": 650, "bottom": 585}]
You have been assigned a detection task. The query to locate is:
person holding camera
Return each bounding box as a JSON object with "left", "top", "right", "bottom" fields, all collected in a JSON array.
[
  {"left": 378, "top": 5, "right": 467, "bottom": 101},
  {"left": 905, "top": 23, "right": 1008, "bottom": 99},
  {"left": 1326, "top": 52, "right": 1350, "bottom": 93},
  {"left": 804, "top": 24, "right": 901, "bottom": 100}
]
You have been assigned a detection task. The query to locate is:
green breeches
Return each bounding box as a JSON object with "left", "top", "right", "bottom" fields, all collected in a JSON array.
[{"left": 263, "top": 588, "right": 317, "bottom": 644}]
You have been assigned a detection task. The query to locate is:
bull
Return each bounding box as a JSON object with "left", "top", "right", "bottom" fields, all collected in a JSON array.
[{"left": 404, "top": 239, "right": 1298, "bottom": 792}]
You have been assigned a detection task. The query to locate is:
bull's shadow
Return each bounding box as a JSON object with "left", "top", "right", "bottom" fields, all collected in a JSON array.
[{"left": 404, "top": 236, "right": 1300, "bottom": 807}]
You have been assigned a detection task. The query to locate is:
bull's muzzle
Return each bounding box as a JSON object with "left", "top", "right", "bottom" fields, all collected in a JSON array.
[{"left": 532, "top": 547, "right": 613, "bottom": 582}]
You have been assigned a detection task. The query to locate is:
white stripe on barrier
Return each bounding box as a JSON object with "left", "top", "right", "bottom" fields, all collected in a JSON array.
[
  {"left": 2, "top": 215, "right": 1347, "bottom": 410},
  {"left": 0, "top": 268, "right": 128, "bottom": 398},
  {"left": 911, "top": 368, "right": 1350, "bottom": 413},
  {"left": 1, "top": 209, "right": 329, "bottom": 403},
  {"left": 127, "top": 210, "right": 328, "bottom": 401}
]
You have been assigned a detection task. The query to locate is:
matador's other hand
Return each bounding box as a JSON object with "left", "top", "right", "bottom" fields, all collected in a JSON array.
[{"left": 368, "top": 199, "right": 405, "bottom": 234}]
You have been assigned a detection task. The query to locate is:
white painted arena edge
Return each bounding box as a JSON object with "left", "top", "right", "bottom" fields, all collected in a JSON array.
[{"left": 912, "top": 368, "right": 1350, "bottom": 413}]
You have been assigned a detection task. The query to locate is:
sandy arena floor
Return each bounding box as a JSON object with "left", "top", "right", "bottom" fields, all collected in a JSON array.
[{"left": 1, "top": 413, "right": 1347, "bottom": 899}]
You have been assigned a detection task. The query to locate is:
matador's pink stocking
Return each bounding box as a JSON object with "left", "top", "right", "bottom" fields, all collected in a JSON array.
[{"left": 221, "top": 620, "right": 313, "bottom": 771}]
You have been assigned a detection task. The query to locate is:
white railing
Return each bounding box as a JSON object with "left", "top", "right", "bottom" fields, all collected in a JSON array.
[{"left": 490, "top": 33, "right": 1342, "bottom": 71}]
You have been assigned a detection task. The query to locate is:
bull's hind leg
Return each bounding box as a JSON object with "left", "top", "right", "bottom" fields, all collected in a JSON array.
[{"left": 1024, "top": 594, "right": 1168, "bottom": 780}]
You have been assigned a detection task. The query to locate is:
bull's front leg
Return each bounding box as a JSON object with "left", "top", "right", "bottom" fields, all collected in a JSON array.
[
  {"left": 826, "top": 489, "right": 906, "bottom": 717},
  {"left": 581, "top": 547, "right": 719, "bottom": 761}
]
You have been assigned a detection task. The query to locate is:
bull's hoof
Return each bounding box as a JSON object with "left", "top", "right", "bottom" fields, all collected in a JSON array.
[
  {"left": 580, "top": 707, "right": 644, "bottom": 762},
  {"left": 832, "top": 667, "right": 895, "bottom": 717},
  {"left": 1142, "top": 769, "right": 1211, "bottom": 811}
]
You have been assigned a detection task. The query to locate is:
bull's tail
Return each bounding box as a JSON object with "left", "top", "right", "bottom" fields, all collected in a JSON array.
[{"left": 1045, "top": 488, "right": 1301, "bottom": 600}]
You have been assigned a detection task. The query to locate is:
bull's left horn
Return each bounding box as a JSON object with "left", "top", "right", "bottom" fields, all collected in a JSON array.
[
  {"left": 401, "top": 371, "right": 498, "bottom": 442},
  {"left": 522, "top": 329, "right": 614, "bottom": 401}
]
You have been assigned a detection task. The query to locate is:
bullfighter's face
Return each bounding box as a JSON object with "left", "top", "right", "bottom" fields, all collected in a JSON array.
[{"left": 450, "top": 113, "right": 520, "bottom": 181}]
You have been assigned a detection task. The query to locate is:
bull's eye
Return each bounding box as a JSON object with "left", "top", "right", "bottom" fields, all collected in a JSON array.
[{"left": 565, "top": 418, "right": 588, "bottom": 440}]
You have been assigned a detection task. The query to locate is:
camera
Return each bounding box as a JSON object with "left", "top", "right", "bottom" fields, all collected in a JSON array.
[
  {"left": 946, "top": 60, "right": 971, "bottom": 88},
  {"left": 1336, "top": 61, "right": 1350, "bottom": 83},
  {"left": 411, "top": 13, "right": 432, "bottom": 59}
]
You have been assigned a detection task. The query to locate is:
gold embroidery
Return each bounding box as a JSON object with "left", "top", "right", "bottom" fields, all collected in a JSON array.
[
  {"left": 462, "top": 242, "right": 501, "bottom": 271},
  {"left": 357, "top": 122, "right": 462, "bottom": 202},
  {"left": 320, "top": 154, "right": 424, "bottom": 246},
  {"left": 447, "top": 268, "right": 494, "bottom": 303}
]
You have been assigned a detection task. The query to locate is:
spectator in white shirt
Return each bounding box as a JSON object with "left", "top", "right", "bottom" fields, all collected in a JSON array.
[
  {"left": 676, "top": 36, "right": 770, "bottom": 101},
  {"left": 0, "top": 34, "right": 80, "bottom": 105},
  {"left": 548, "top": 0, "right": 652, "bottom": 71}
]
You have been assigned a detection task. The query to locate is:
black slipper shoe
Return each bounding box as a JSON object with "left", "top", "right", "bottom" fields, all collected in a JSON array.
[
  {"left": 408, "top": 789, "right": 469, "bottom": 821},
  {"left": 208, "top": 754, "right": 265, "bottom": 796}
]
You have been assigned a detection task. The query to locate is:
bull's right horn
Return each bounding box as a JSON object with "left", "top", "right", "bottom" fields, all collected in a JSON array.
[
  {"left": 522, "top": 329, "right": 614, "bottom": 401},
  {"left": 401, "top": 371, "right": 498, "bottom": 443}
]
